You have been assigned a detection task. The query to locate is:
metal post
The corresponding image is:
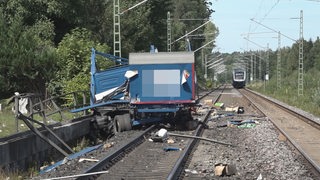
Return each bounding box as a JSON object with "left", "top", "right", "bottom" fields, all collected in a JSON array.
[
  {"left": 204, "top": 55, "right": 208, "bottom": 79},
  {"left": 167, "top": 11, "right": 172, "bottom": 52},
  {"left": 82, "top": 92, "right": 87, "bottom": 115},
  {"left": 259, "top": 51, "right": 262, "bottom": 81},
  {"left": 277, "top": 31, "right": 281, "bottom": 90},
  {"left": 14, "top": 94, "right": 19, "bottom": 132},
  {"left": 28, "top": 97, "right": 34, "bottom": 125},
  {"left": 250, "top": 54, "right": 253, "bottom": 82},
  {"left": 298, "top": 10, "right": 304, "bottom": 96},
  {"left": 266, "top": 43, "right": 269, "bottom": 82},
  {"left": 114, "top": 0, "right": 121, "bottom": 58},
  {"left": 201, "top": 49, "right": 204, "bottom": 72},
  {"left": 253, "top": 54, "right": 256, "bottom": 81}
]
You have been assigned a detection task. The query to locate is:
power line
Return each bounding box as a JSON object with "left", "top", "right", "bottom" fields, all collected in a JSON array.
[
  {"left": 250, "top": 0, "right": 280, "bottom": 33},
  {"left": 250, "top": 18, "right": 297, "bottom": 42}
]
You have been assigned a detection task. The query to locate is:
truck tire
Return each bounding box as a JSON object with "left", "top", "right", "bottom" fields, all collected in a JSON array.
[
  {"left": 122, "top": 114, "right": 132, "bottom": 131},
  {"left": 113, "top": 114, "right": 132, "bottom": 133}
]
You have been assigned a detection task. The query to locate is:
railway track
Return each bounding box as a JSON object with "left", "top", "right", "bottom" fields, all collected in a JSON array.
[
  {"left": 35, "top": 87, "right": 224, "bottom": 180},
  {"left": 240, "top": 88, "right": 320, "bottom": 175},
  {"left": 183, "top": 86, "right": 318, "bottom": 179},
  {"left": 6, "top": 85, "right": 319, "bottom": 179},
  {"left": 76, "top": 88, "right": 223, "bottom": 180}
]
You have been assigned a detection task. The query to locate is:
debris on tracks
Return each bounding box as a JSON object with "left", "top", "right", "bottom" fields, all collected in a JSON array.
[
  {"left": 214, "top": 102, "right": 224, "bottom": 109},
  {"left": 167, "top": 130, "right": 234, "bottom": 147},
  {"left": 214, "top": 163, "right": 237, "bottom": 176},
  {"left": 103, "top": 142, "right": 115, "bottom": 149},
  {"left": 167, "top": 138, "right": 175, "bottom": 144},
  {"left": 149, "top": 128, "right": 168, "bottom": 142},
  {"left": 78, "top": 158, "right": 99, "bottom": 162},
  {"left": 163, "top": 147, "right": 182, "bottom": 152}
]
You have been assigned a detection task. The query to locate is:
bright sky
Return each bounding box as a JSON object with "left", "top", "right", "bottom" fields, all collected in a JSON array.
[{"left": 209, "top": 0, "right": 320, "bottom": 53}]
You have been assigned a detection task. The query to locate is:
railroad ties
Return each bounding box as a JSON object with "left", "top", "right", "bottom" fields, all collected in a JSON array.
[{"left": 4, "top": 85, "right": 320, "bottom": 179}]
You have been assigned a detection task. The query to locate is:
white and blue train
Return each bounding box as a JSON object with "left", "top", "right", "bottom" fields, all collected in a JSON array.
[{"left": 232, "top": 69, "right": 246, "bottom": 88}]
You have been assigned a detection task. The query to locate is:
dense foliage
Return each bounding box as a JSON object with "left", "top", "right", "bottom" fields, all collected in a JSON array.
[{"left": 0, "top": 0, "right": 216, "bottom": 99}]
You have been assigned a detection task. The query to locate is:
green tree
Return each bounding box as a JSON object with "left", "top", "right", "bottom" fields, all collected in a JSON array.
[
  {"left": 0, "top": 7, "right": 57, "bottom": 98},
  {"left": 53, "top": 28, "right": 110, "bottom": 97},
  {"left": 171, "top": 0, "right": 214, "bottom": 51},
  {"left": 310, "top": 37, "right": 320, "bottom": 71}
]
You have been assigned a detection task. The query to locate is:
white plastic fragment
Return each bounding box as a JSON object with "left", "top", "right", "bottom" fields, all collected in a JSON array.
[
  {"left": 156, "top": 128, "right": 168, "bottom": 138},
  {"left": 257, "top": 173, "right": 262, "bottom": 180},
  {"left": 78, "top": 158, "right": 99, "bottom": 163}
]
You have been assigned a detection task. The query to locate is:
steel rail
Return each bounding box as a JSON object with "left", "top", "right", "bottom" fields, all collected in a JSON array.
[
  {"left": 241, "top": 88, "right": 320, "bottom": 174},
  {"left": 167, "top": 86, "right": 225, "bottom": 179},
  {"left": 75, "top": 86, "right": 225, "bottom": 180},
  {"left": 77, "top": 125, "right": 155, "bottom": 180},
  {"left": 244, "top": 88, "right": 320, "bottom": 129}
]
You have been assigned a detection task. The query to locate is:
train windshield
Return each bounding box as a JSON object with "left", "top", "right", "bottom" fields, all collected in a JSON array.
[{"left": 235, "top": 72, "right": 244, "bottom": 79}]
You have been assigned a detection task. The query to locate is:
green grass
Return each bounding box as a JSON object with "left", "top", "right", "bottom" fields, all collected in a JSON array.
[
  {"left": 0, "top": 169, "right": 24, "bottom": 180},
  {"left": 0, "top": 110, "right": 29, "bottom": 138},
  {"left": 0, "top": 98, "right": 86, "bottom": 138}
]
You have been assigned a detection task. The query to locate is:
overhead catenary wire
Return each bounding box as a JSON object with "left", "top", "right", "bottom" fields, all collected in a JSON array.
[
  {"left": 250, "top": 18, "right": 297, "bottom": 42},
  {"left": 250, "top": 0, "right": 280, "bottom": 32},
  {"left": 171, "top": 21, "right": 211, "bottom": 45}
]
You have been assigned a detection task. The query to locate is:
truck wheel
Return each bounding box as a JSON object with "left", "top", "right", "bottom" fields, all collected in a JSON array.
[
  {"left": 113, "top": 114, "right": 132, "bottom": 134},
  {"left": 122, "top": 114, "right": 132, "bottom": 131}
]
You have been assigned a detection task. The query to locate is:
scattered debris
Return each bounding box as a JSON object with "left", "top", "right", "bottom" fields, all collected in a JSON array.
[
  {"left": 150, "top": 128, "right": 168, "bottom": 142},
  {"left": 216, "top": 121, "right": 229, "bottom": 128},
  {"left": 167, "top": 138, "right": 175, "bottom": 144},
  {"left": 278, "top": 133, "right": 287, "bottom": 141},
  {"left": 214, "top": 163, "right": 237, "bottom": 176},
  {"left": 237, "top": 106, "right": 245, "bottom": 114},
  {"left": 214, "top": 164, "right": 225, "bottom": 176},
  {"left": 167, "top": 131, "right": 234, "bottom": 146},
  {"left": 40, "top": 170, "right": 109, "bottom": 180},
  {"left": 204, "top": 99, "right": 213, "bottom": 106},
  {"left": 61, "top": 157, "right": 69, "bottom": 165},
  {"left": 225, "top": 164, "right": 237, "bottom": 176},
  {"left": 190, "top": 169, "right": 198, "bottom": 174},
  {"left": 103, "top": 142, "right": 114, "bottom": 149},
  {"left": 152, "top": 128, "right": 234, "bottom": 146},
  {"left": 184, "top": 168, "right": 198, "bottom": 174},
  {"left": 217, "top": 119, "right": 259, "bottom": 128},
  {"left": 163, "top": 147, "right": 181, "bottom": 151},
  {"left": 40, "top": 165, "right": 48, "bottom": 171},
  {"left": 229, "top": 119, "right": 256, "bottom": 125},
  {"left": 157, "top": 128, "right": 168, "bottom": 138},
  {"left": 196, "top": 108, "right": 208, "bottom": 115},
  {"left": 224, "top": 106, "right": 245, "bottom": 114},
  {"left": 214, "top": 102, "right": 224, "bottom": 109},
  {"left": 39, "top": 144, "right": 102, "bottom": 174},
  {"left": 78, "top": 158, "right": 99, "bottom": 162},
  {"left": 237, "top": 123, "right": 256, "bottom": 128},
  {"left": 225, "top": 106, "right": 239, "bottom": 112}
]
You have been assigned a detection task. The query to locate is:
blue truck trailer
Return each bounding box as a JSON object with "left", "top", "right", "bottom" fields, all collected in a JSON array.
[{"left": 72, "top": 48, "right": 197, "bottom": 134}]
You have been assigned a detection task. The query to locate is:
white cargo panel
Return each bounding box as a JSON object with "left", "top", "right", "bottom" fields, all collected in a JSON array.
[{"left": 129, "top": 52, "right": 194, "bottom": 65}]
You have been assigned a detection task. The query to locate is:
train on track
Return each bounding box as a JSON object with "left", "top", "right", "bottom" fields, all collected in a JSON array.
[
  {"left": 72, "top": 48, "right": 197, "bottom": 134},
  {"left": 232, "top": 68, "right": 246, "bottom": 88}
]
